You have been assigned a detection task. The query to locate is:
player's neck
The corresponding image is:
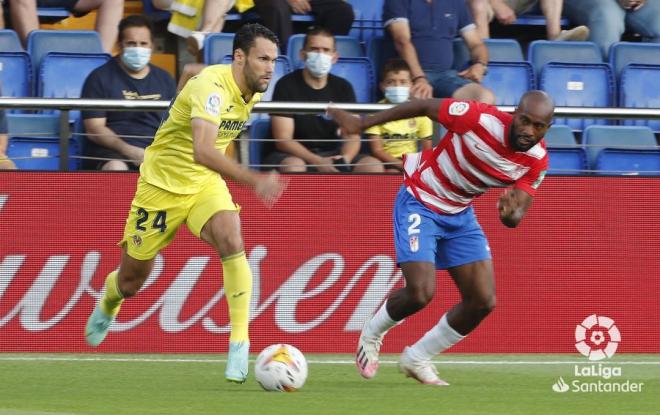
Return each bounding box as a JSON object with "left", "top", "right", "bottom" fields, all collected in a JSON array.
[
  {"left": 302, "top": 68, "right": 329, "bottom": 90},
  {"left": 231, "top": 64, "right": 253, "bottom": 103}
]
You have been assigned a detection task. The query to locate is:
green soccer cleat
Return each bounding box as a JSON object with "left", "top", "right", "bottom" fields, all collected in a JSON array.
[
  {"left": 84, "top": 304, "right": 114, "bottom": 347},
  {"left": 225, "top": 341, "right": 250, "bottom": 383}
]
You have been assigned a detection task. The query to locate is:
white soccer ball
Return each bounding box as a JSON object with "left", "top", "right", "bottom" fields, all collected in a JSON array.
[{"left": 254, "top": 343, "right": 308, "bottom": 392}]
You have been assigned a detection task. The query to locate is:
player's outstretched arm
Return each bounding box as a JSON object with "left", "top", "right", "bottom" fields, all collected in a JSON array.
[
  {"left": 192, "top": 118, "right": 286, "bottom": 206},
  {"left": 328, "top": 99, "right": 444, "bottom": 136},
  {"left": 497, "top": 188, "right": 533, "bottom": 228}
]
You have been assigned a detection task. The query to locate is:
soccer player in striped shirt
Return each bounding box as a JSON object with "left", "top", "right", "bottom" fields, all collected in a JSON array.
[{"left": 329, "top": 90, "right": 553, "bottom": 385}]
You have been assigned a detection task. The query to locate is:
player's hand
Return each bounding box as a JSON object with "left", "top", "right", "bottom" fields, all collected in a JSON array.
[
  {"left": 492, "top": 1, "right": 517, "bottom": 25},
  {"left": 288, "top": 0, "right": 312, "bottom": 14},
  {"left": 410, "top": 77, "right": 433, "bottom": 99},
  {"left": 497, "top": 188, "right": 515, "bottom": 217},
  {"left": 315, "top": 155, "right": 340, "bottom": 173},
  {"left": 326, "top": 107, "right": 362, "bottom": 136},
  {"left": 254, "top": 171, "right": 287, "bottom": 208},
  {"left": 458, "top": 63, "right": 486, "bottom": 83}
]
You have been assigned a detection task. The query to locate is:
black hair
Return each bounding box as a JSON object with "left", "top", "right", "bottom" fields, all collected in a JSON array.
[
  {"left": 118, "top": 15, "right": 155, "bottom": 43},
  {"left": 233, "top": 23, "right": 279, "bottom": 55},
  {"left": 381, "top": 58, "right": 411, "bottom": 80},
  {"left": 302, "top": 26, "right": 335, "bottom": 50}
]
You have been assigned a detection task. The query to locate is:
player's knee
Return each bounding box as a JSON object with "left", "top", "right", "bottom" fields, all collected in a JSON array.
[
  {"left": 406, "top": 285, "right": 434, "bottom": 310},
  {"left": 214, "top": 233, "right": 244, "bottom": 257},
  {"left": 470, "top": 294, "right": 496, "bottom": 316},
  {"left": 118, "top": 271, "right": 150, "bottom": 298}
]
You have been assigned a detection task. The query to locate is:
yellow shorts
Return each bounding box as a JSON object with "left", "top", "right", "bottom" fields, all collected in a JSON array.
[{"left": 120, "top": 176, "right": 238, "bottom": 260}]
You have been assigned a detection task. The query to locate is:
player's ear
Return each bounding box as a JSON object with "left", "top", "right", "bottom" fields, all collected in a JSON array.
[{"left": 233, "top": 48, "right": 245, "bottom": 64}]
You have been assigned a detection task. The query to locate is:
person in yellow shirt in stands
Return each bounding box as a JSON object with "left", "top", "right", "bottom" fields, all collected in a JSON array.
[
  {"left": 84, "top": 23, "right": 287, "bottom": 384},
  {"left": 366, "top": 59, "right": 433, "bottom": 173}
]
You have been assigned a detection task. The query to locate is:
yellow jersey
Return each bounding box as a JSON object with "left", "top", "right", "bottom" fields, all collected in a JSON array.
[
  {"left": 365, "top": 99, "right": 433, "bottom": 159},
  {"left": 141, "top": 64, "right": 261, "bottom": 194}
]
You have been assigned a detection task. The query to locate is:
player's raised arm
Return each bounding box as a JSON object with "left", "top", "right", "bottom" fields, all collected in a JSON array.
[{"left": 328, "top": 98, "right": 444, "bottom": 136}]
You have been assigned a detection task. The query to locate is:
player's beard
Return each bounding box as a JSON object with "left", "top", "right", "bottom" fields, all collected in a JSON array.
[{"left": 244, "top": 61, "right": 270, "bottom": 94}]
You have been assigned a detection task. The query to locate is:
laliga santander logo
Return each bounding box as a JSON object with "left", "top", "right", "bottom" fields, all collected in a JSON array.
[{"left": 575, "top": 314, "right": 621, "bottom": 361}]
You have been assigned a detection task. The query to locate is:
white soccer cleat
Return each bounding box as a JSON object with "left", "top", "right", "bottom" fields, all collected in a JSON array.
[
  {"left": 355, "top": 322, "right": 383, "bottom": 379},
  {"left": 398, "top": 347, "right": 449, "bottom": 386}
]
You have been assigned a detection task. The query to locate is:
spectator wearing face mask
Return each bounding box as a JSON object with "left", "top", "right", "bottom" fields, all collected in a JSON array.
[
  {"left": 81, "top": 15, "right": 177, "bottom": 170},
  {"left": 265, "top": 26, "right": 382, "bottom": 173},
  {"left": 365, "top": 59, "right": 433, "bottom": 173}
]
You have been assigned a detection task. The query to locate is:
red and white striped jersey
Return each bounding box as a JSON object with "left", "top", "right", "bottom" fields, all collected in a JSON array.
[{"left": 402, "top": 99, "right": 549, "bottom": 215}]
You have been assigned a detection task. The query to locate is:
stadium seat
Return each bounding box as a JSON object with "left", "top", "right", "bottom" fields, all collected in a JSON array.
[
  {"left": 453, "top": 38, "right": 524, "bottom": 71},
  {"left": 142, "top": 0, "right": 171, "bottom": 22},
  {"left": 514, "top": 14, "right": 569, "bottom": 27},
  {"left": 348, "top": 0, "right": 385, "bottom": 42},
  {"left": 619, "top": 64, "right": 660, "bottom": 131},
  {"left": 527, "top": 40, "right": 602, "bottom": 80},
  {"left": 594, "top": 149, "right": 660, "bottom": 175},
  {"left": 608, "top": 42, "right": 660, "bottom": 81},
  {"left": 5, "top": 113, "right": 79, "bottom": 170},
  {"left": 287, "top": 34, "right": 363, "bottom": 69},
  {"left": 481, "top": 62, "right": 534, "bottom": 106},
  {"left": 0, "top": 52, "right": 32, "bottom": 100},
  {"left": 0, "top": 30, "right": 23, "bottom": 52},
  {"left": 248, "top": 118, "right": 271, "bottom": 168},
  {"left": 582, "top": 125, "right": 657, "bottom": 170},
  {"left": 539, "top": 63, "right": 614, "bottom": 130},
  {"left": 27, "top": 30, "right": 104, "bottom": 88},
  {"left": 219, "top": 54, "right": 291, "bottom": 102},
  {"left": 544, "top": 125, "right": 577, "bottom": 147},
  {"left": 203, "top": 33, "right": 235, "bottom": 65},
  {"left": 547, "top": 148, "right": 587, "bottom": 175},
  {"left": 330, "top": 57, "right": 375, "bottom": 103}
]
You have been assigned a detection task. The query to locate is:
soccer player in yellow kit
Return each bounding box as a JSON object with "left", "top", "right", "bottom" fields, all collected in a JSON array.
[{"left": 84, "top": 23, "right": 286, "bottom": 384}]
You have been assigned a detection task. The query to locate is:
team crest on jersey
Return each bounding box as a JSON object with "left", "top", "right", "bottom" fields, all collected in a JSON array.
[
  {"left": 205, "top": 93, "right": 222, "bottom": 116},
  {"left": 131, "top": 235, "right": 142, "bottom": 247},
  {"left": 531, "top": 170, "right": 547, "bottom": 190},
  {"left": 409, "top": 235, "right": 419, "bottom": 252},
  {"left": 408, "top": 119, "right": 417, "bottom": 128},
  {"left": 448, "top": 101, "right": 469, "bottom": 116}
]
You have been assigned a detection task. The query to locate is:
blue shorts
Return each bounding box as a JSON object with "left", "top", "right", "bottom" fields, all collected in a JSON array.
[
  {"left": 424, "top": 69, "right": 472, "bottom": 98},
  {"left": 393, "top": 186, "right": 492, "bottom": 270}
]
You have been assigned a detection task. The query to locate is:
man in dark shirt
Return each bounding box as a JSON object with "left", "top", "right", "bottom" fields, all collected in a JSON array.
[
  {"left": 81, "top": 15, "right": 176, "bottom": 170},
  {"left": 266, "top": 26, "right": 382, "bottom": 172},
  {"left": 384, "top": 0, "right": 495, "bottom": 103}
]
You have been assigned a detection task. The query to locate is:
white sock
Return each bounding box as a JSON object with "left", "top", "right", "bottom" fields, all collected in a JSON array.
[
  {"left": 407, "top": 313, "right": 465, "bottom": 361},
  {"left": 364, "top": 301, "right": 400, "bottom": 338}
]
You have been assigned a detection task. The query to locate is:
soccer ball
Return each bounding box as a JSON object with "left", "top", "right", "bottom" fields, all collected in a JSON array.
[{"left": 254, "top": 344, "right": 308, "bottom": 392}]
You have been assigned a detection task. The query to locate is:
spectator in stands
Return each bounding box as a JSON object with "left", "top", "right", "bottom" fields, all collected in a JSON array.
[
  {"left": 366, "top": 59, "right": 433, "bottom": 173},
  {"left": 0, "top": 105, "right": 17, "bottom": 170},
  {"left": 563, "top": 0, "right": 660, "bottom": 58},
  {"left": 81, "top": 15, "right": 176, "bottom": 171},
  {"left": 5, "top": 0, "right": 124, "bottom": 52},
  {"left": 266, "top": 26, "right": 382, "bottom": 173},
  {"left": 467, "top": 0, "right": 589, "bottom": 41},
  {"left": 384, "top": 0, "right": 495, "bottom": 103}
]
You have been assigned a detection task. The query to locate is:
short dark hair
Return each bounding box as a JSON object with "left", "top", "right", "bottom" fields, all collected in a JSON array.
[
  {"left": 118, "top": 15, "right": 155, "bottom": 43},
  {"left": 233, "top": 23, "right": 279, "bottom": 55},
  {"left": 302, "top": 26, "right": 335, "bottom": 50},
  {"left": 381, "top": 58, "right": 411, "bottom": 80}
]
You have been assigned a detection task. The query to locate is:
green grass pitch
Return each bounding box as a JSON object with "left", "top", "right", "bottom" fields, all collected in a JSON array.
[{"left": 0, "top": 354, "right": 657, "bottom": 415}]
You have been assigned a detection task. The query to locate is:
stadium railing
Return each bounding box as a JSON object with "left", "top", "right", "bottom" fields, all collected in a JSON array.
[{"left": 0, "top": 97, "right": 659, "bottom": 173}]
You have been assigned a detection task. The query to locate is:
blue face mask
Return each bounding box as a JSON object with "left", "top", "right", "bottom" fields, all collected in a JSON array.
[
  {"left": 384, "top": 86, "right": 410, "bottom": 104},
  {"left": 121, "top": 47, "right": 151, "bottom": 72},
  {"left": 305, "top": 52, "right": 333, "bottom": 78}
]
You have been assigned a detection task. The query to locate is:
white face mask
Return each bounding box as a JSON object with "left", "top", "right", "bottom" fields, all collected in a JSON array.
[
  {"left": 305, "top": 52, "right": 333, "bottom": 78},
  {"left": 121, "top": 46, "right": 151, "bottom": 72},
  {"left": 384, "top": 86, "right": 410, "bottom": 104}
]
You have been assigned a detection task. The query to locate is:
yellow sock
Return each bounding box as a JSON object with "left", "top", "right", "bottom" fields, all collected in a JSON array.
[
  {"left": 222, "top": 252, "right": 252, "bottom": 343},
  {"left": 99, "top": 271, "right": 124, "bottom": 317}
]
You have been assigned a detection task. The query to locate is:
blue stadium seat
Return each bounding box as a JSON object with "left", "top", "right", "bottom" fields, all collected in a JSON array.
[
  {"left": 348, "top": 0, "right": 385, "bottom": 42},
  {"left": 0, "top": 52, "right": 32, "bottom": 100},
  {"left": 330, "top": 57, "right": 375, "bottom": 103},
  {"left": 514, "top": 14, "right": 569, "bottom": 26},
  {"left": 453, "top": 38, "right": 524, "bottom": 71},
  {"left": 248, "top": 118, "right": 271, "bottom": 168},
  {"left": 528, "top": 40, "right": 602, "bottom": 80},
  {"left": 481, "top": 62, "right": 534, "bottom": 106},
  {"left": 619, "top": 64, "right": 660, "bottom": 131},
  {"left": 203, "top": 33, "right": 235, "bottom": 65},
  {"left": 219, "top": 54, "right": 291, "bottom": 102},
  {"left": 36, "top": 7, "right": 70, "bottom": 19},
  {"left": 608, "top": 42, "right": 660, "bottom": 80},
  {"left": 539, "top": 63, "right": 614, "bottom": 130},
  {"left": 5, "top": 113, "right": 79, "bottom": 170},
  {"left": 583, "top": 125, "right": 657, "bottom": 170},
  {"left": 0, "top": 30, "right": 23, "bottom": 52},
  {"left": 544, "top": 125, "right": 577, "bottom": 147},
  {"left": 366, "top": 36, "right": 399, "bottom": 83},
  {"left": 594, "top": 149, "right": 660, "bottom": 175},
  {"left": 27, "top": 30, "right": 104, "bottom": 88},
  {"left": 287, "top": 34, "right": 363, "bottom": 69},
  {"left": 547, "top": 148, "right": 587, "bottom": 175}
]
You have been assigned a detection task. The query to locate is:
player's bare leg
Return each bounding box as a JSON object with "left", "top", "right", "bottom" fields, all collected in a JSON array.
[
  {"left": 201, "top": 210, "right": 252, "bottom": 383},
  {"left": 401, "top": 260, "right": 496, "bottom": 385},
  {"left": 85, "top": 247, "right": 154, "bottom": 346}
]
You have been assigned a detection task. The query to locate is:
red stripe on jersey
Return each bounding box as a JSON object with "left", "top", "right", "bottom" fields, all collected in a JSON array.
[
  {"left": 429, "top": 162, "right": 473, "bottom": 199},
  {"left": 459, "top": 138, "right": 514, "bottom": 184},
  {"left": 413, "top": 172, "right": 466, "bottom": 207},
  {"left": 443, "top": 137, "right": 486, "bottom": 189}
]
